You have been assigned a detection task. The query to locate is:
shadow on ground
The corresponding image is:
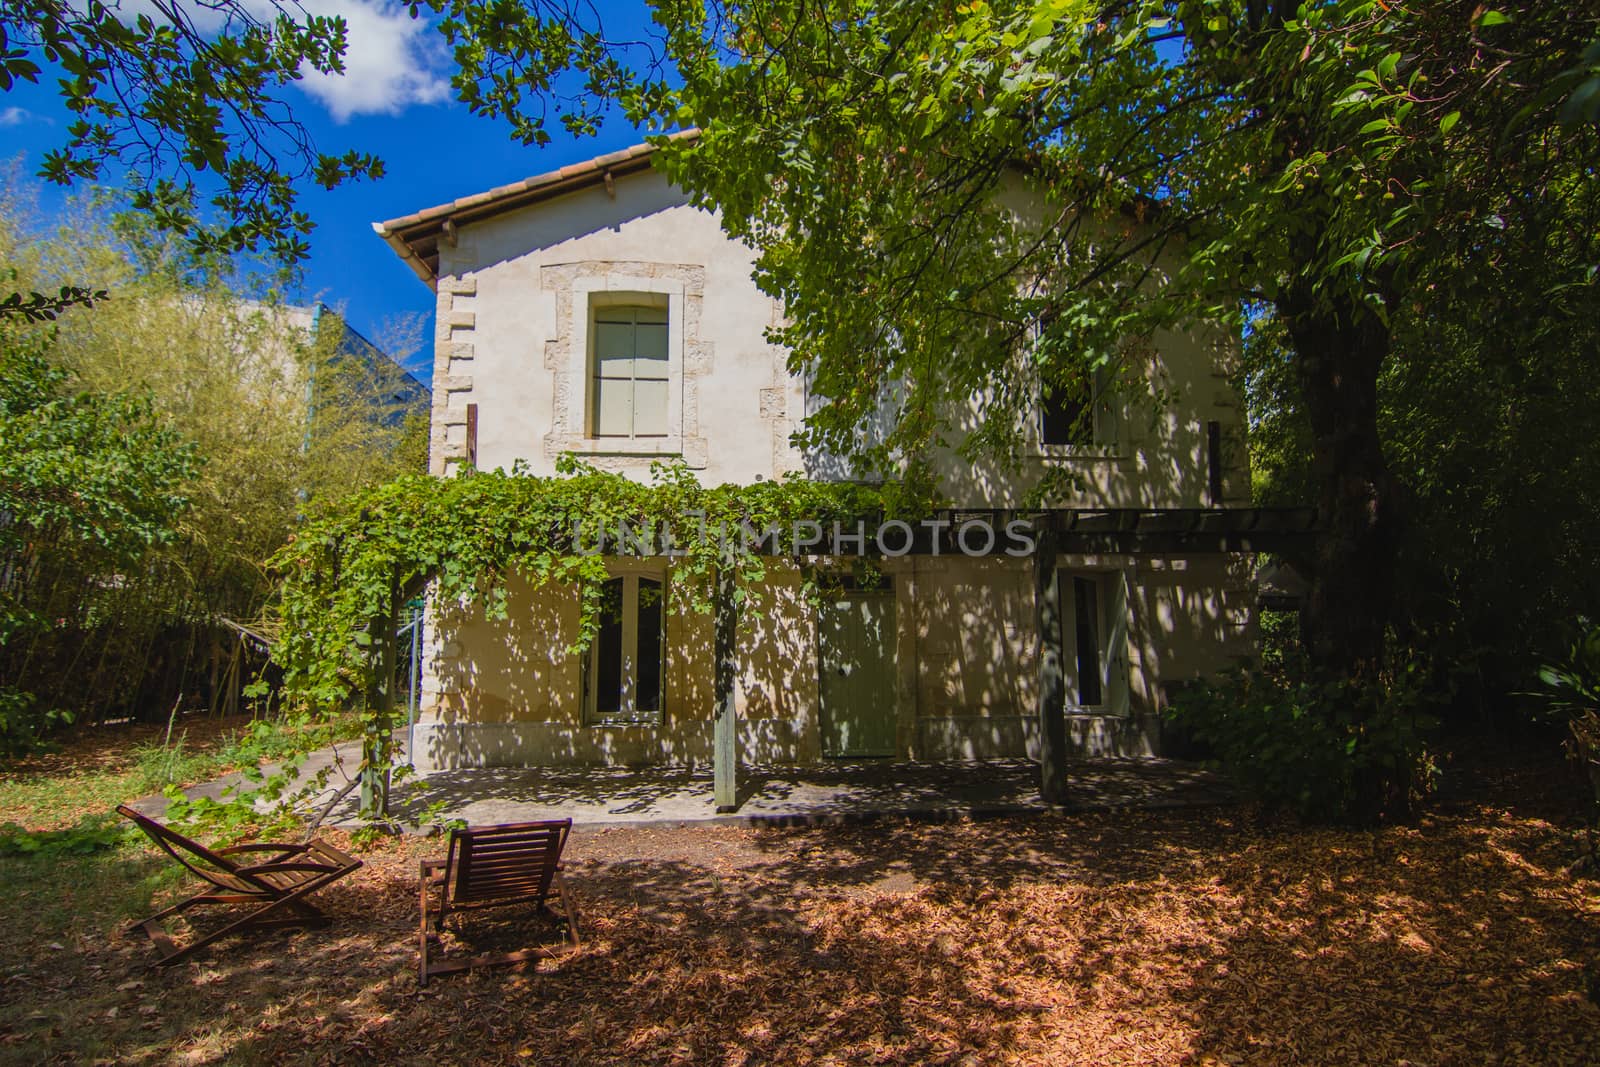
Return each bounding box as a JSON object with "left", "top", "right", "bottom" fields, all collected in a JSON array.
[
  {"left": 318, "top": 758, "right": 1232, "bottom": 829},
  {"left": 4, "top": 766, "right": 1597, "bottom": 1066}
]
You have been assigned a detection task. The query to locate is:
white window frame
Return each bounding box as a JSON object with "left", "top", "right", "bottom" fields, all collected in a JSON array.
[
  {"left": 1060, "top": 569, "right": 1130, "bottom": 715},
  {"left": 562, "top": 275, "right": 684, "bottom": 457},
  {"left": 1033, "top": 364, "right": 1119, "bottom": 456},
  {"left": 584, "top": 566, "right": 667, "bottom": 726},
  {"left": 588, "top": 296, "right": 671, "bottom": 439}
]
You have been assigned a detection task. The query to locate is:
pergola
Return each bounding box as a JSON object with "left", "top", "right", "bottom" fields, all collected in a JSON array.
[{"left": 702, "top": 506, "right": 1319, "bottom": 811}]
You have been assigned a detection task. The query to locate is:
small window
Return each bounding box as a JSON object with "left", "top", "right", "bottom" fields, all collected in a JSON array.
[
  {"left": 590, "top": 299, "right": 669, "bottom": 439},
  {"left": 1040, "top": 375, "right": 1094, "bottom": 447},
  {"left": 1040, "top": 362, "right": 1118, "bottom": 448},
  {"left": 585, "top": 573, "right": 666, "bottom": 725}
]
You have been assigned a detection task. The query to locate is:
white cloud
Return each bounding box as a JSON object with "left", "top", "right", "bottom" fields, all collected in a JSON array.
[
  {"left": 0, "top": 107, "right": 49, "bottom": 127},
  {"left": 294, "top": 0, "right": 450, "bottom": 122},
  {"left": 106, "top": 1, "right": 449, "bottom": 122}
]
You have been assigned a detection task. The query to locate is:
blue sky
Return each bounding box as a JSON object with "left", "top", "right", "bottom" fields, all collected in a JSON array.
[{"left": 0, "top": 1, "right": 660, "bottom": 377}]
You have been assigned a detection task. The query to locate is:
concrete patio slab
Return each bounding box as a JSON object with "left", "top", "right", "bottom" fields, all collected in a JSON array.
[
  {"left": 125, "top": 730, "right": 1232, "bottom": 829},
  {"left": 313, "top": 756, "right": 1233, "bottom": 830}
]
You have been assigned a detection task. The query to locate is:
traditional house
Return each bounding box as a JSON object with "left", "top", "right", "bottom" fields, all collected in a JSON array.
[{"left": 373, "top": 135, "right": 1310, "bottom": 793}]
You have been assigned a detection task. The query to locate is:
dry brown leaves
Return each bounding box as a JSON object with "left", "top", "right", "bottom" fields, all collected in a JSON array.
[{"left": 2, "top": 758, "right": 1598, "bottom": 1066}]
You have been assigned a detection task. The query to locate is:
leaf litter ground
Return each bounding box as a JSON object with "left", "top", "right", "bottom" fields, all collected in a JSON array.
[{"left": 1, "top": 745, "right": 1597, "bottom": 1065}]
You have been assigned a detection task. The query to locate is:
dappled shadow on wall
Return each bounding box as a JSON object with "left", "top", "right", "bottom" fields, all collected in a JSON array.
[{"left": 418, "top": 565, "right": 820, "bottom": 773}]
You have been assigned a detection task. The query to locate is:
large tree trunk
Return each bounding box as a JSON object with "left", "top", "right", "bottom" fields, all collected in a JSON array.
[
  {"left": 1283, "top": 295, "right": 1408, "bottom": 823},
  {"left": 1282, "top": 295, "right": 1401, "bottom": 678}
]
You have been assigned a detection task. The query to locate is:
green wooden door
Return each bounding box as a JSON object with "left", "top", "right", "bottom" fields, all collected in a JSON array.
[{"left": 818, "top": 592, "right": 897, "bottom": 757}]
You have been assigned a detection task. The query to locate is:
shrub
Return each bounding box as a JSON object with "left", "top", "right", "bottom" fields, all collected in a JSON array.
[
  {"left": 1167, "top": 661, "right": 1436, "bottom": 823},
  {"left": 0, "top": 686, "right": 72, "bottom": 758},
  {"left": 1529, "top": 619, "right": 1600, "bottom": 815}
]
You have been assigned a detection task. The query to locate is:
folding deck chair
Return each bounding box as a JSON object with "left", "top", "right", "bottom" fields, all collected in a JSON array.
[
  {"left": 116, "top": 804, "right": 362, "bottom": 966},
  {"left": 418, "top": 818, "right": 581, "bottom": 986}
]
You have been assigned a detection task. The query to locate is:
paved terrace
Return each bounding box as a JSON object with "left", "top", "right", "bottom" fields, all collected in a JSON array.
[
  {"left": 327, "top": 757, "right": 1231, "bottom": 829},
  {"left": 128, "top": 738, "right": 1232, "bottom": 828}
]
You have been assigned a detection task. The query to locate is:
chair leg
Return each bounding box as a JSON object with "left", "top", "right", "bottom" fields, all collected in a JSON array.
[
  {"left": 126, "top": 893, "right": 251, "bottom": 965},
  {"left": 145, "top": 875, "right": 346, "bottom": 967},
  {"left": 419, "top": 860, "right": 446, "bottom": 987},
  {"left": 419, "top": 872, "right": 431, "bottom": 987},
  {"left": 129, "top": 891, "right": 219, "bottom": 929},
  {"left": 417, "top": 862, "right": 581, "bottom": 984},
  {"left": 553, "top": 872, "right": 581, "bottom": 949}
]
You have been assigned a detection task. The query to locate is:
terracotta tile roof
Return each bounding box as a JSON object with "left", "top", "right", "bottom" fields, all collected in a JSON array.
[{"left": 372, "top": 129, "right": 700, "bottom": 289}]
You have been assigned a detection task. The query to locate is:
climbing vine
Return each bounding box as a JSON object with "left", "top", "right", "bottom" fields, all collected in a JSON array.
[{"left": 267, "top": 459, "right": 918, "bottom": 805}]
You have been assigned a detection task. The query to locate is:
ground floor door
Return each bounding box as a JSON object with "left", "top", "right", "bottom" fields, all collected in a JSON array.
[{"left": 818, "top": 591, "right": 897, "bottom": 757}]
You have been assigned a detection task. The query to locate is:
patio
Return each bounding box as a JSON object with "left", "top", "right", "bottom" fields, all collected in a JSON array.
[{"left": 319, "top": 756, "right": 1233, "bottom": 829}]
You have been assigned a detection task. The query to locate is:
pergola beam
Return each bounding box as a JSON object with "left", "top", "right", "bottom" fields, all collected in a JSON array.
[{"left": 578, "top": 507, "right": 1319, "bottom": 560}]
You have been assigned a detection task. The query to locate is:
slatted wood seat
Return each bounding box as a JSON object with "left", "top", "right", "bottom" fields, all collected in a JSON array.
[
  {"left": 418, "top": 818, "right": 580, "bottom": 985},
  {"left": 116, "top": 804, "right": 362, "bottom": 967}
]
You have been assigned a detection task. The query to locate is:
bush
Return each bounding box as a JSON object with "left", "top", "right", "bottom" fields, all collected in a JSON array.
[
  {"left": 0, "top": 686, "right": 69, "bottom": 758},
  {"left": 1167, "top": 661, "right": 1436, "bottom": 823},
  {"left": 0, "top": 328, "right": 196, "bottom": 745},
  {"left": 1529, "top": 619, "right": 1600, "bottom": 815}
]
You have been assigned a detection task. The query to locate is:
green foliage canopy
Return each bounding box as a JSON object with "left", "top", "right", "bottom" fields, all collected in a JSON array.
[
  {"left": 426, "top": 0, "right": 1595, "bottom": 678},
  {"left": 0, "top": 327, "right": 196, "bottom": 751},
  {"left": 0, "top": 0, "right": 382, "bottom": 279}
]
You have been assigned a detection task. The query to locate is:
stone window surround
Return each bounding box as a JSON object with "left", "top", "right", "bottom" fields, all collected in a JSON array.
[{"left": 544, "top": 263, "right": 710, "bottom": 469}]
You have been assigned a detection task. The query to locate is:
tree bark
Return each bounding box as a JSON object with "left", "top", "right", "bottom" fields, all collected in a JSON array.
[
  {"left": 1282, "top": 294, "right": 1401, "bottom": 678},
  {"left": 1283, "top": 294, "right": 1410, "bottom": 823}
]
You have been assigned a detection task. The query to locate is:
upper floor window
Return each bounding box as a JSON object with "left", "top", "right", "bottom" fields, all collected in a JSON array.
[
  {"left": 1039, "top": 367, "right": 1112, "bottom": 448},
  {"left": 558, "top": 275, "right": 690, "bottom": 460},
  {"left": 589, "top": 295, "right": 669, "bottom": 439},
  {"left": 1040, "top": 376, "right": 1091, "bottom": 448}
]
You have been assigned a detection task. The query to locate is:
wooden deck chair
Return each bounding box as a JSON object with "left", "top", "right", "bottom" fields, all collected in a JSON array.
[
  {"left": 418, "top": 818, "right": 581, "bottom": 986},
  {"left": 116, "top": 804, "right": 362, "bottom": 967}
]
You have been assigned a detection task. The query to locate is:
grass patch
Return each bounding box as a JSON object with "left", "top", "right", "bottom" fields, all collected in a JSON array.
[
  {"left": 0, "top": 712, "right": 367, "bottom": 966},
  {"left": 0, "top": 713, "right": 367, "bottom": 973},
  {"left": 0, "top": 763, "right": 151, "bottom": 833},
  {"left": 0, "top": 712, "right": 363, "bottom": 832},
  {"left": 0, "top": 841, "right": 177, "bottom": 947}
]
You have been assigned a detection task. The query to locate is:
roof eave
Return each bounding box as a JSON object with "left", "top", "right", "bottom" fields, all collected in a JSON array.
[
  {"left": 372, "top": 130, "right": 699, "bottom": 289},
  {"left": 372, "top": 223, "right": 438, "bottom": 290}
]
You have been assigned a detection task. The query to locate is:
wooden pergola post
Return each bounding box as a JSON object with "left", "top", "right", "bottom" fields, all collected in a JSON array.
[
  {"left": 712, "top": 564, "right": 740, "bottom": 813},
  {"left": 1034, "top": 525, "right": 1068, "bottom": 805}
]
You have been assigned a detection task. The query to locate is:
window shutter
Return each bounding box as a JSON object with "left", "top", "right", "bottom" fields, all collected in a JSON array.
[{"left": 1104, "top": 569, "right": 1131, "bottom": 717}]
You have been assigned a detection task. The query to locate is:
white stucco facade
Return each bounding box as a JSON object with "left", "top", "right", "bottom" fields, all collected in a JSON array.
[{"left": 382, "top": 157, "right": 1256, "bottom": 772}]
